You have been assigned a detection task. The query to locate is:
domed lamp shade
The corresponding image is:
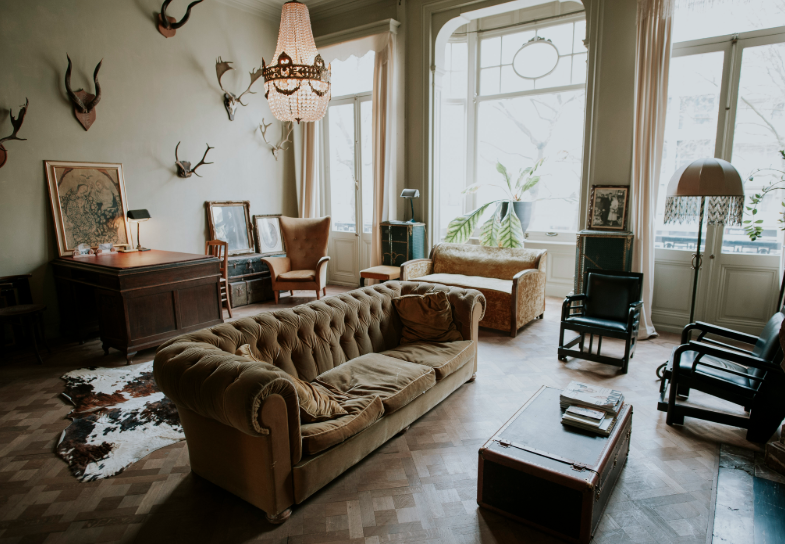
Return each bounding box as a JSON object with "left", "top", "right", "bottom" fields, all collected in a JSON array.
[
  {"left": 262, "top": 1, "right": 331, "bottom": 123},
  {"left": 663, "top": 157, "right": 745, "bottom": 325}
]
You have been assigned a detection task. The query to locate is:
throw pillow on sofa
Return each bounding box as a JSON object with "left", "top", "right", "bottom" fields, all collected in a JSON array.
[
  {"left": 393, "top": 291, "right": 463, "bottom": 344},
  {"left": 235, "top": 344, "right": 347, "bottom": 423}
]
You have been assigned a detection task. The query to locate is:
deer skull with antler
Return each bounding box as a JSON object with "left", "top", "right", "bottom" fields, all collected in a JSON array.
[
  {"left": 157, "top": 0, "right": 204, "bottom": 38},
  {"left": 0, "top": 99, "right": 28, "bottom": 169},
  {"left": 259, "top": 118, "right": 293, "bottom": 161},
  {"left": 216, "top": 57, "right": 264, "bottom": 121},
  {"left": 175, "top": 142, "right": 214, "bottom": 178},
  {"left": 65, "top": 55, "right": 102, "bottom": 131}
]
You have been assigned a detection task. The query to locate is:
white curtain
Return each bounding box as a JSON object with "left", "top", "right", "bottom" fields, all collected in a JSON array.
[
  {"left": 632, "top": 0, "right": 674, "bottom": 338},
  {"left": 293, "top": 121, "right": 320, "bottom": 218},
  {"left": 371, "top": 33, "right": 397, "bottom": 268}
]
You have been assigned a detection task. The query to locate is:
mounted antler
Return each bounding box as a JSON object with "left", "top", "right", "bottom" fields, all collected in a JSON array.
[
  {"left": 216, "top": 57, "right": 264, "bottom": 121},
  {"left": 157, "top": 0, "right": 204, "bottom": 38},
  {"left": 65, "top": 55, "right": 102, "bottom": 131},
  {"left": 0, "top": 99, "right": 28, "bottom": 169},
  {"left": 175, "top": 142, "right": 214, "bottom": 178},
  {"left": 259, "top": 118, "right": 293, "bottom": 161}
]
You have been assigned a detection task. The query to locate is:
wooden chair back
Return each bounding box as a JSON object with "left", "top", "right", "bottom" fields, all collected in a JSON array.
[{"left": 205, "top": 240, "right": 229, "bottom": 280}]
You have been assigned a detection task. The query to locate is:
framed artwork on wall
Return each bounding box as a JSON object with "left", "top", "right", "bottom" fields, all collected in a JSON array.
[
  {"left": 206, "top": 201, "right": 255, "bottom": 255},
  {"left": 253, "top": 214, "right": 286, "bottom": 256},
  {"left": 44, "top": 160, "right": 133, "bottom": 257},
  {"left": 587, "top": 185, "right": 630, "bottom": 231}
]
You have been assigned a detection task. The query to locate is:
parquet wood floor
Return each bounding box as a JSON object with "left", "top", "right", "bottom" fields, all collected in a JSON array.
[{"left": 0, "top": 290, "right": 769, "bottom": 544}]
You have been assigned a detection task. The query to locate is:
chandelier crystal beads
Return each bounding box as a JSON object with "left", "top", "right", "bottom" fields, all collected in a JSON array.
[{"left": 262, "top": 1, "right": 331, "bottom": 123}]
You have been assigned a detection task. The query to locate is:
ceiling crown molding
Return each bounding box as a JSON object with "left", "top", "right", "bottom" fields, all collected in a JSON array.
[{"left": 216, "top": 0, "right": 336, "bottom": 21}]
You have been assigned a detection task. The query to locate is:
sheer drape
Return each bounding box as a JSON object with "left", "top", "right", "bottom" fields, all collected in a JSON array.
[
  {"left": 371, "top": 33, "right": 397, "bottom": 267},
  {"left": 293, "top": 121, "right": 320, "bottom": 219},
  {"left": 632, "top": 0, "right": 674, "bottom": 338}
]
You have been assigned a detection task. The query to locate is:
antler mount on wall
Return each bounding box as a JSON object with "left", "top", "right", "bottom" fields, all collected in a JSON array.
[
  {"left": 65, "top": 55, "right": 102, "bottom": 131},
  {"left": 0, "top": 99, "right": 28, "bottom": 169},
  {"left": 216, "top": 57, "right": 263, "bottom": 121},
  {"left": 259, "top": 118, "right": 292, "bottom": 161},
  {"left": 157, "top": 0, "right": 204, "bottom": 38},
  {"left": 175, "top": 142, "right": 213, "bottom": 178}
]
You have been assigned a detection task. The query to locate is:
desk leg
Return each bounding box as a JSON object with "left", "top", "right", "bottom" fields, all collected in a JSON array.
[{"left": 126, "top": 351, "right": 137, "bottom": 365}]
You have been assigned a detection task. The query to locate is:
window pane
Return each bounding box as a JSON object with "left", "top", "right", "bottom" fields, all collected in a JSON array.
[
  {"left": 445, "top": 41, "right": 468, "bottom": 100},
  {"left": 328, "top": 104, "right": 356, "bottom": 233},
  {"left": 655, "top": 52, "right": 724, "bottom": 251},
  {"left": 501, "top": 30, "right": 535, "bottom": 65},
  {"left": 439, "top": 103, "right": 467, "bottom": 235},
  {"left": 480, "top": 67, "right": 501, "bottom": 95},
  {"left": 571, "top": 52, "right": 587, "bottom": 85},
  {"left": 330, "top": 50, "right": 375, "bottom": 98},
  {"left": 539, "top": 22, "right": 573, "bottom": 55},
  {"left": 724, "top": 43, "right": 785, "bottom": 256},
  {"left": 480, "top": 36, "right": 501, "bottom": 68},
  {"left": 361, "top": 101, "right": 373, "bottom": 234},
  {"left": 500, "top": 65, "right": 533, "bottom": 94},
  {"left": 573, "top": 20, "right": 586, "bottom": 54},
  {"left": 475, "top": 90, "right": 585, "bottom": 233},
  {"left": 673, "top": 0, "right": 785, "bottom": 43},
  {"left": 534, "top": 58, "right": 571, "bottom": 89}
]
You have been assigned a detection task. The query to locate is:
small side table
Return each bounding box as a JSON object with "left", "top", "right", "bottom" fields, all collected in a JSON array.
[{"left": 360, "top": 266, "right": 401, "bottom": 287}]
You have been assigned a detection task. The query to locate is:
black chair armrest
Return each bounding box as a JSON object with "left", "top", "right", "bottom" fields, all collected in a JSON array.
[
  {"left": 681, "top": 321, "right": 759, "bottom": 346},
  {"left": 687, "top": 341, "right": 780, "bottom": 372},
  {"left": 565, "top": 293, "right": 587, "bottom": 302},
  {"left": 561, "top": 294, "right": 586, "bottom": 321},
  {"left": 627, "top": 301, "right": 643, "bottom": 328}
]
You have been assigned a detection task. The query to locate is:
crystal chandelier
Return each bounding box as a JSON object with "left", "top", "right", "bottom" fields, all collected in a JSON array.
[{"left": 262, "top": 1, "right": 331, "bottom": 123}]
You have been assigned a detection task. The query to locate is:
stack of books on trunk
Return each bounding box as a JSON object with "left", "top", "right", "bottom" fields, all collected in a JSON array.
[{"left": 560, "top": 381, "right": 624, "bottom": 437}]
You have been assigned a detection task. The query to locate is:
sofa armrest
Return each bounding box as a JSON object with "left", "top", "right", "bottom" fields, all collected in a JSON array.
[
  {"left": 401, "top": 259, "right": 433, "bottom": 281},
  {"left": 512, "top": 264, "right": 547, "bottom": 326},
  {"left": 154, "top": 340, "right": 302, "bottom": 463},
  {"left": 262, "top": 257, "right": 291, "bottom": 280},
  {"left": 315, "top": 256, "right": 330, "bottom": 288}
]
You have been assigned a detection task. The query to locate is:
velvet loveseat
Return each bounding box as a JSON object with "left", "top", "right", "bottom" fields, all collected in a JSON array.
[
  {"left": 153, "top": 282, "right": 485, "bottom": 523},
  {"left": 401, "top": 243, "right": 546, "bottom": 337}
]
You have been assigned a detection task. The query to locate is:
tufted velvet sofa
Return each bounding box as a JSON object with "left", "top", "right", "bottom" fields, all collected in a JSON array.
[
  {"left": 153, "top": 281, "right": 485, "bottom": 523},
  {"left": 402, "top": 243, "right": 546, "bottom": 337}
]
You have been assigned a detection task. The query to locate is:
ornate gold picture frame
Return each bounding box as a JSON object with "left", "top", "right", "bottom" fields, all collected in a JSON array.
[
  {"left": 253, "top": 214, "right": 286, "bottom": 256},
  {"left": 206, "top": 201, "right": 255, "bottom": 256}
]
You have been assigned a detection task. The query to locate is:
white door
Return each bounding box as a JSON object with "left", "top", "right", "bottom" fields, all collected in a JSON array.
[
  {"left": 652, "top": 28, "right": 785, "bottom": 335},
  {"left": 323, "top": 95, "right": 373, "bottom": 287}
]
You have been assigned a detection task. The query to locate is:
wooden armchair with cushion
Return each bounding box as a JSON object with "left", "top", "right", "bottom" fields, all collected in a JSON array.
[{"left": 262, "top": 216, "right": 331, "bottom": 303}]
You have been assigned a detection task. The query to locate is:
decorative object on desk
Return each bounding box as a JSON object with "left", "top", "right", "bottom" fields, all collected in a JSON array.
[
  {"left": 206, "top": 240, "right": 232, "bottom": 318},
  {"left": 381, "top": 221, "right": 426, "bottom": 266},
  {"left": 657, "top": 310, "right": 785, "bottom": 443},
  {"left": 72, "top": 244, "right": 93, "bottom": 257},
  {"left": 175, "top": 141, "right": 213, "bottom": 178},
  {"left": 127, "top": 209, "right": 151, "bottom": 252},
  {"left": 587, "top": 185, "right": 629, "bottom": 230},
  {"left": 45, "top": 161, "right": 132, "bottom": 257},
  {"left": 445, "top": 159, "right": 544, "bottom": 248},
  {"left": 64, "top": 55, "right": 102, "bottom": 131},
  {"left": 253, "top": 214, "right": 286, "bottom": 256},
  {"left": 400, "top": 189, "right": 420, "bottom": 223},
  {"left": 215, "top": 57, "right": 264, "bottom": 121},
  {"left": 259, "top": 119, "right": 292, "bottom": 160},
  {"left": 157, "top": 0, "right": 203, "bottom": 38},
  {"left": 262, "top": 0, "right": 331, "bottom": 123},
  {"left": 0, "top": 98, "right": 28, "bottom": 169},
  {"left": 206, "top": 201, "right": 255, "bottom": 255},
  {"left": 57, "top": 361, "right": 185, "bottom": 481},
  {"left": 573, "top": 230, "right": 634, "bottom": 294},
  {"left": 559, "top": 269, "right": 643, "bottom": 373}
]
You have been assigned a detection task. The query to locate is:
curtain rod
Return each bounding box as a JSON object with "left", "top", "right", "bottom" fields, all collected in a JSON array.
[{"left": 449, "top": 9, "right": 585, "bottom": 37}]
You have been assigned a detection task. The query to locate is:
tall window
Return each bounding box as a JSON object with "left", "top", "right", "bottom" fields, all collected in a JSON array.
[
  {"left": 654, "top": 3, "right": 785, "bottom": 255},
  {"left": 438, "top": 16, "right": 587, "bottom": 239}
]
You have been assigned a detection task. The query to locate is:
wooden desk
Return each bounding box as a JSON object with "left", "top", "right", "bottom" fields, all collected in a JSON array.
[{"left": 52, "top": 250, "right": 224, "bottom": 362}]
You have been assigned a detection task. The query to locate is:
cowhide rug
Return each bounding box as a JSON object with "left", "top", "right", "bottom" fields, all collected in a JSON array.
[{"left": 57, "top": 361, "right": 184, "bottom": 482}]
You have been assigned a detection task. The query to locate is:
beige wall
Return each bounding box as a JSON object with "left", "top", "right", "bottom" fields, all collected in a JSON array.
[{"left": 0, "top": 0, "right": 295, "bottom": 334}]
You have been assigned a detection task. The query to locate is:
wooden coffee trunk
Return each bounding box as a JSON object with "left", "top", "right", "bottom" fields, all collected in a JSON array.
[
  {"left": 478, "top": 386, "right": 632, "bottom": 544},
  {"left": 226, "top": 252, "right": 283, "bottom": 307}
]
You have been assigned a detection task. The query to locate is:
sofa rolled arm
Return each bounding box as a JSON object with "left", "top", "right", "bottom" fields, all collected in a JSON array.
[
  {"left": 154, "top": 340, "right": 302, "bottom": 462},
  {"left": 401, "top": 259, "right": 433, "bottom": 281},
  {"left": 262, "top": 257, "right": 291, "bottom": 280},
  {"left": 512, "top": 266, "right": 547, "bottom": 324},
  {"left": 316, "top": 256, "right": 330, "bottom": 287}
]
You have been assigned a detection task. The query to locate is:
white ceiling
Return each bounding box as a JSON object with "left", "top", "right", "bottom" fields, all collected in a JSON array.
[{"left": 218, "top": 0, "right": 334, "bottom": 20}]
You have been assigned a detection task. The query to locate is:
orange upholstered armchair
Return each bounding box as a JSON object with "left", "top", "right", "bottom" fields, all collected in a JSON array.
[{"left": 262, "top": 216, "right": 331, "bottom": 303}]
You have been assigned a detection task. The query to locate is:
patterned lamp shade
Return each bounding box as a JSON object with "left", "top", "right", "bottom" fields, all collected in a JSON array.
[
  {"left": 663, "top": 158, "right": 745, "bottom": 226},
  {"left": 262, "top": 1, "right": 331, "bottom": 123}
]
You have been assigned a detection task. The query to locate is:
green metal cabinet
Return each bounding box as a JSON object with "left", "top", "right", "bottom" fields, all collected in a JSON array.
[
  {"left": 381, "top": 221, "right": 426, "bottom": 266},
  {"left": 574, "top": 230, "right": 634, "bottom": 294}
]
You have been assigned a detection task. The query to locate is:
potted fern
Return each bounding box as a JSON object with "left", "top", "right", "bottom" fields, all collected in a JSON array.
[
  {"left": 445, "top": 159, "right": 543, "bottom": 249},
  {"left": 744, "top": 150, "right": 785, "bottom": 242}
]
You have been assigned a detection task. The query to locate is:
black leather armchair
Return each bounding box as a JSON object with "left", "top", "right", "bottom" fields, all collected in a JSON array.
[
  {"left": 657, "top": 311, "right": 785, "bottom": 442},
  {"left": 558, "top": 269, "right": 644, "bottom": 373}
]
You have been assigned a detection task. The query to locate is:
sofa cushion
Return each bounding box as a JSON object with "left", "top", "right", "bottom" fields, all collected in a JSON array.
[
  {"left": 393, "top": 291, "right": 463, "bottom": 344},
  {"left": 300, "top": 395, "right": 384, "bottom": 456},
  {"left": 317, "top": 353, "right": 436, "bottom": 414},
  {"left": 415, "top": 273, "right": 513, "bottom": 294},
  {"left": 382, "top": 340, "right": 474, "bottom": 381},
  {"left": 235, "top": 344, "right": 347, "bottom": 423},
  {"left": 278, "top": 270, "right": 316, "bottom": 282}
]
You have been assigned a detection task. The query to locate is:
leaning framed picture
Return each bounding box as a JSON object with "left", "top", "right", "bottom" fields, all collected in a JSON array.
[
  {"left": 587, "top": 185, "right": 630, "bottom": 231},
  {"left": 206, "top": 201, "right": 255, "bottom": 255},
  {"left": 44, "top": 160, "right": 134, "bottom": 257},
  {"left": 253, "top": 214, "right": 286, "bottom": 256}
]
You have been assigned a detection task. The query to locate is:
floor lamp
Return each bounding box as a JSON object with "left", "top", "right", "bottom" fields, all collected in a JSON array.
[{"left": 656, "top": 158, "right": 744, "bottom": 378}]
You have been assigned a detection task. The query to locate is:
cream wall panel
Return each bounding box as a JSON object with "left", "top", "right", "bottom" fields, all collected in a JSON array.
[{"left": 716, "top": 266, "right": 778, "bottom": 326}]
